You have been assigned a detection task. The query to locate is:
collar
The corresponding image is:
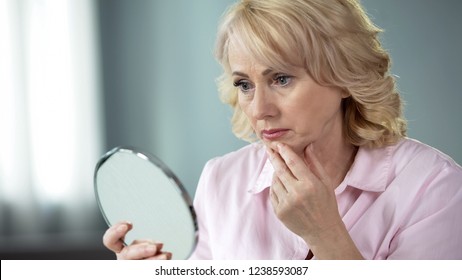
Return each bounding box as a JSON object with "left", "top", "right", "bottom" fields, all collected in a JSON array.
[
  {"left": 336, "top": 144, "right": 394, "bottom": 194},
  {"left": 248, "top": 143, "right": 394, "bottom": 195},
  {"left": 248, "top": 156, "right": 274, "bottom": 194}
]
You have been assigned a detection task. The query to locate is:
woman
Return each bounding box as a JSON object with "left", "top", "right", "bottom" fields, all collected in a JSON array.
[{"left": 103, "top": 0, "right": 462, "bottom": 259}]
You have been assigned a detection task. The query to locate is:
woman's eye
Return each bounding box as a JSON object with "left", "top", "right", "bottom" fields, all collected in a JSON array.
[
  {"left": 273, "top": 75, "right": 291, "bottom": 86},
  {"left": 233, "top": 80, "right": 253, "bottom": 92}
]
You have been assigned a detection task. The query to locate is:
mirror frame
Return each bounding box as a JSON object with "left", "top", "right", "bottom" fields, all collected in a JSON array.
[{"left": 93, "top": 146, "right": 198, "bottom": 257}]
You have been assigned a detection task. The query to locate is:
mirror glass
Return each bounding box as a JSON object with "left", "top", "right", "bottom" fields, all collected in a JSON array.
[{"left": 94, "top": 147, "right": 197, "bottom": 260}]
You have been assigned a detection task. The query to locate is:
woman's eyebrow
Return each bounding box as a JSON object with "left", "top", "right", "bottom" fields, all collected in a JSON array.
[
  {"left": 231, "top": 71, "right": 249, "bottom": 78},
  {"left": 261, "top": 68, "right": 273, "bottom": 76},
  {"left": 232, "top": 68, "right": 273, "bottom": 77}
]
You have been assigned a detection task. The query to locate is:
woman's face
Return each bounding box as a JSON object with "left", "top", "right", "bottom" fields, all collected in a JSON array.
[{"left": 228, "top": 42, "right": 347, "bottom": 156}]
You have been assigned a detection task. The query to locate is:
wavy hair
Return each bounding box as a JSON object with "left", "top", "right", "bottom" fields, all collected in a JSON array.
[{"left": 215, "top": 0, "right": 407, "bottom": 147}]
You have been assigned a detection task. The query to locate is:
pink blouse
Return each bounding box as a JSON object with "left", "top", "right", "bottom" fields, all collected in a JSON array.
[{"left": 189, "top": 138, "right": 462, "bottom": 259}]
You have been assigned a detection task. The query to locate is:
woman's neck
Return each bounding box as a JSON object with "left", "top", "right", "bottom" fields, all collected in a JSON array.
[{"left": 311, "top": 121, "right": 357, "bottom": 189}]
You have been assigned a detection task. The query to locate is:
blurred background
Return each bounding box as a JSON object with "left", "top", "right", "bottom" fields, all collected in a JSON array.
[{"left": 0, "top": 0, "right": 460, "bottom": 259}]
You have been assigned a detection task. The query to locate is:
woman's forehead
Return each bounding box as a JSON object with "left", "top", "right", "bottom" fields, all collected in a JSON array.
[{"left": 226, "top": 36, "right": 304, "bottom": 75}]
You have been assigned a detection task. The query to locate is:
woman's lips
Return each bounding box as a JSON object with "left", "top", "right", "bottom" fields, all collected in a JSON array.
[{"left": 261, "top": 129, "right": 289, "bottom": 140}]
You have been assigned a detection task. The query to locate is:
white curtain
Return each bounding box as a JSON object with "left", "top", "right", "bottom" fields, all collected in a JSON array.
[{"left": 0, "top": 0, "right": 103, "bottom": 238}]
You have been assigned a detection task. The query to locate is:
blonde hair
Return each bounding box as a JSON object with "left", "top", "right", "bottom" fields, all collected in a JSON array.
[{"left": 215, "top": 0, "right": 407, "bottom": 148}]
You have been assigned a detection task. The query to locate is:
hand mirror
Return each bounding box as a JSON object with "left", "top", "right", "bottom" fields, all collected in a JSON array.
[{"left": 94, "top": 146, "right": 198, "bottom": 260}]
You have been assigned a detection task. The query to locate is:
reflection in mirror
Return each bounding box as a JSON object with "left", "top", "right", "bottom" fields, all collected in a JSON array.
[{"left": 94, "top": 147, "right": 197, "bottom": 260}]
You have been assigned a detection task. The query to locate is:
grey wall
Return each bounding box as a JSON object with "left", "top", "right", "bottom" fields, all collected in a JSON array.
[
  {"left": 99, "top": 0, "right": 244, "bottom": 196},
  {"left": 362, "top": 0, "right": 462, "bottom": 162},
  {"left": 98, "top": 0, "right": 462, "bottom": 198}
]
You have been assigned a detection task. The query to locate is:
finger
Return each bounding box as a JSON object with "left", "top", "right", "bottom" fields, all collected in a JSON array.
[
  {"left": 276, "top": 143, "right": 314, "bottom": 181},
  {"left": 145, "top": 252, "right": 172, "bottom": 260},
  {"left": 103, "top": 221, "right": 133, "bottom": 253},
  {"left": 131, "top": 239, "right": 158, "bottom": 246},
  {"left": 269, "top": 187, "right": 279, "bottom": 211},
  {"left": 268, "top": 145, "right": 296, "bottom": 185},
  {"left": 119, "top": 243, "right": 163, "bottom": 260},
  {"left": 271, "top": 174, "right": 287, "bottom": 198},
  {"left": 131, "top": 240, "right": 165, "bottom": 254}
]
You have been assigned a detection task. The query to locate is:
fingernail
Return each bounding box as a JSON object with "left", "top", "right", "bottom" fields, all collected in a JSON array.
[
  {"left": 146, "top": 245, "right": 158, "bottom": 254},
  {"left": 117, "top": 224, "right": 128, "bottom": 233},
  {"left": 277, "top": 143, "right": 283, "bottom": 152}
]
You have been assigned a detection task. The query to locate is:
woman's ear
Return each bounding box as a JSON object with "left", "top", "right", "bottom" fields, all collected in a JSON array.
[{"left": 341, "top": 89, "right": 351, "bottom": 98}]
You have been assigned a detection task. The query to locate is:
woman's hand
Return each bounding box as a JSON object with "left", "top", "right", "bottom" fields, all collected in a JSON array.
[
  {"left": 268, "top": 143, "right": 362, "bottom": 259},
  {"left": 103, "top": 221, "right": 172, "bottom": 260}
]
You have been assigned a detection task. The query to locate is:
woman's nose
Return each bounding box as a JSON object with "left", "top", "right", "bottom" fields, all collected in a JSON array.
[{"left": 251, "top": 86, "right": 277, "bottom": 120}]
